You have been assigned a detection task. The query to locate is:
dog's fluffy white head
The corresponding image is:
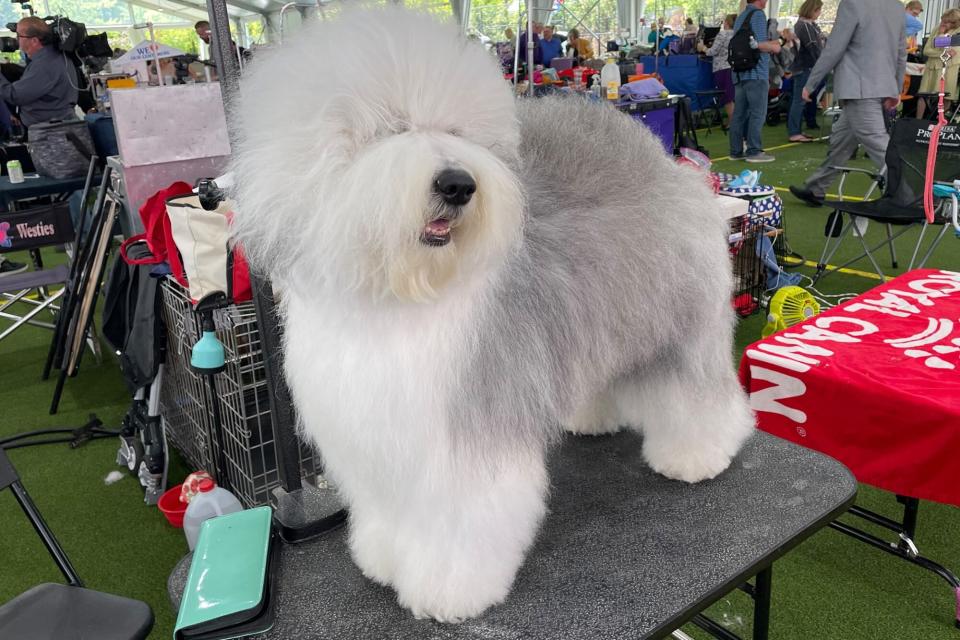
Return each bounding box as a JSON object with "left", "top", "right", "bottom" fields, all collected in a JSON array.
[{"left": 230, "top": 7, "right": 525, "bottom": 301}]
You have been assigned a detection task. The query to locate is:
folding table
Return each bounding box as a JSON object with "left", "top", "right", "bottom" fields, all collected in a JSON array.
[
  {"left": 169, "top": 430, "right": 855, "bottom": 639},
  {"left": 0, "top": 174, "right": 89, "bottom": 211},
  {"left": 740, "top": 268, "right": 960, "bottom": 629}
]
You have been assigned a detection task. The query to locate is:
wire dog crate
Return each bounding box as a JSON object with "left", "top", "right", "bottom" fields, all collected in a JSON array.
[
  {"left": 159, "top": 278, "right": 318, "bottom": 508},
  {"left": 728, "top": 214, "right": 765, "bottom": 317}
]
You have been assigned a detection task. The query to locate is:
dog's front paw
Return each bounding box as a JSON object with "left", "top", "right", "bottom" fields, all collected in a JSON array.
[
  {"left": 411, "top": 608, "right": 465, "bottom": 624},
  {"left": 644, "top": 442, "right": 733, "bottom": 483},
  {"left": 392, "top": 540, "right": 518, "bottom": 623},
  {"left": 398, "top": 577, "right": 507, "bottom": 624},
  {"left": 349, "top": 516, "right": 396, "bottom": 587}
]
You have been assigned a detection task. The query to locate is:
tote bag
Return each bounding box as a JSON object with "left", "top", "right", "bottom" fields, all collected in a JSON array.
[{"left": 164, "top": 194, "right": 251, "bottom": 303}]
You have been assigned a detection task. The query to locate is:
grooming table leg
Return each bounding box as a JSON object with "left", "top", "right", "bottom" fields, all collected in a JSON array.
[{"left": 831, "top": 498, "right": 960, "bottom": 630}]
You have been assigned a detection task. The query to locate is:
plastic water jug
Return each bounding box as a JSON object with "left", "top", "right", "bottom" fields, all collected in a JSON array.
[
  {"left": 600, "top": 58, "right": 621, "bottom": 100},
  {"left": 183, "top": 478, "right": 243, "bottom": 550}
]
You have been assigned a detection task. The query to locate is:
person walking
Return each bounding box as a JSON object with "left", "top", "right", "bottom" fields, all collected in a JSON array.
[
  {"left": 728, "top": 0, "right": 781, "bottom": 163},
  {"left": 789, "top": 0, "right": 906, "bottom": 206},
  {"left": 787, "top": 0, "right": 825, "bottom": 142}
]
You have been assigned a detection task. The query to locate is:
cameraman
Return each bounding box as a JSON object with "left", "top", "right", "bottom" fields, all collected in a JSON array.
[{"left": 0, "top": 17, "right": 78, "bottom": 129}]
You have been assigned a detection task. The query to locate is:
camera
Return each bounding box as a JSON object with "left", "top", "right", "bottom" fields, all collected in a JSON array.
[
  {"left": 4, "top": 13, "right": 87, "bottom": 54},
  {"left": 0, "top": 36, "right": 17, "bottom": 52}
]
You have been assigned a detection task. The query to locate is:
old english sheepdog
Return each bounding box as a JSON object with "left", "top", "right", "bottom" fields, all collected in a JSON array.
[{"left": 229, "top": 7, "right": 754, "bottom": 623}]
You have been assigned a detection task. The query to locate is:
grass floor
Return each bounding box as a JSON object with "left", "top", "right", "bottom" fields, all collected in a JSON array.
[{"left": 0, "top": 118, "right": 958, "bottom": 640}]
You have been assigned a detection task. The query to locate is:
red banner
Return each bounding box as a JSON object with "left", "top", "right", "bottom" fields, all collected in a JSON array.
[{"left": 739, "top": 269, "right": 960, "bottom": 507}]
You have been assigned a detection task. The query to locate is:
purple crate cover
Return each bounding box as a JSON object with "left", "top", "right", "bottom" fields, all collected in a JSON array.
[{"left": 640, "top": 107, "right": 675, "bottom": 154}]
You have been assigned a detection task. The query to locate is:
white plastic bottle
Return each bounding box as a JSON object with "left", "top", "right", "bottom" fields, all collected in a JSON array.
[
  {"left": 182, "top": 478, "right": 243, "bottom": 550},
  {"left": 600, "top": 57, "right": 621, "bottom": 101}
]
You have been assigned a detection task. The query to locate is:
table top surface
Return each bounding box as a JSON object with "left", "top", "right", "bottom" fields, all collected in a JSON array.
[
  {"left": 0, "top": 174, "right": 90, "bottom": 209},
  {"left": 0, "top": 174, "right": 88, "bottom": 192},
  {"left": 170, "top": 430, "right": 854, "bottom": 640}
]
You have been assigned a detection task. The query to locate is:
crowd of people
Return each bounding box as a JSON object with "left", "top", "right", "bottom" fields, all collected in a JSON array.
[
  {"left": 685, "top": 0, "right": 945, "bottom": 206},
  {"left": 495, "top": 22, "right": 596, "bottom": 73},
  {"left": 0, "top": 1, "right": 950, "bottom": 280},
  {"left": 0, "top": 15, "right": 235, "bottom": 278}
]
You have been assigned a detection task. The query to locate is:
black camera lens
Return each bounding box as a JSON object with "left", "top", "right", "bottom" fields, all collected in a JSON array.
[{"left": 0, "top": 36, "right": 18, "bottom": 53}]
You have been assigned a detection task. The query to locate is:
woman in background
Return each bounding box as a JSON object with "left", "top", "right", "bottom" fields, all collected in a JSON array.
[
  {"left": 496, "top": 27, "right": 516, "bottom": 73},
  {"left": 565, "top": 28, "right": 594, "bottom": 65},
  {"left": 787, "top": 0, "right": 825, "bottom": 142},
  {"left": 699, "top": 13, "right": 737, "bottom": 126},
  {"left": 917, "top": 8, "right": 960, "bottom": 120}
]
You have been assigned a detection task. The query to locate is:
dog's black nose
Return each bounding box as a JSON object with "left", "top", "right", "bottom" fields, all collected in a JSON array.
[{"left": 434, "top": 169, "right": 476, "bottom": 206}]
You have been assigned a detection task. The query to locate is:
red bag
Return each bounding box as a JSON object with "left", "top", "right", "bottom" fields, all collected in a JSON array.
[
  {"left": 119, "top": 181, "right": 193, "bottom": 289},
  {"left": 230, "top": 242, "right": 252, "bottom": 303},
  {"left": 120, "top": 181, "right": 253, "bottom": 304}
]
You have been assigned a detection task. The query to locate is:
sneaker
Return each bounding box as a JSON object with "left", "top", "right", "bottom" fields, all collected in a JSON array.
[
  {"left": 789, "top": 184, "right": 824, "bottom": 207},
  {"left": 729, "top": 154, "right": 745, "bottom": 160},
  {"left": 745, "top": 152, "right": 775, "bottom": 163},
  {"left": 0, "top": 260, "right": 27, "bottom": 277}
]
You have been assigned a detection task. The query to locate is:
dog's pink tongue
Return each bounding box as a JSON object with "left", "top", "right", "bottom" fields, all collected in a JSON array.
[{"left": 425, "top": 219, "right": 450, "bottom": 236}]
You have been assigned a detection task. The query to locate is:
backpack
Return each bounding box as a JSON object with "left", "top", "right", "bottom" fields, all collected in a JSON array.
[{"left": 727, "top": 7, "right": 762, "bottom": 73}]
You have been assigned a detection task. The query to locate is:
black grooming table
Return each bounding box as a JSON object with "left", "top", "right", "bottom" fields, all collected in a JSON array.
[{"left": 169, "top": 430, "right": 855, "bottom": 639}]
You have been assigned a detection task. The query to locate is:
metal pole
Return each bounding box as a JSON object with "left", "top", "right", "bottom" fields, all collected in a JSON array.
[
  {"left": 461, "top": 0, "right": 472, "bottom": 34},
  {"left": 752, "top": 566, "right": 773, "bottom": 640},
  {"left": 654, "top": 0, "right": 659, "bottom": 75},
  {"left": 526, "top": 0, "right": 534, "bottom": 96},
  {"left": 513, "top": 10, "right": 523, "bottom": 85},
  {"left": 206, "top": 0, "right": 240, "bottom": 104},
  {"left": 148, "top": 23, "right": 163, "bottom": 87}
]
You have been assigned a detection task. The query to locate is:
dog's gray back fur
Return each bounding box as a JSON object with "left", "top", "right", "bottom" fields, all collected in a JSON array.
[{"left": 453, "top": 96, "right": 735, "bottom": 458}]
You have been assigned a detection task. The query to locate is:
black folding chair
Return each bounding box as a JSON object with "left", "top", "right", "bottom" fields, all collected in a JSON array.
[
  {"left": 0, "top": 447, "right": 153, "bottom": 640},
  {"left": 814, "top": 118, "right": 960, "bottom": 283},
  {"left": 0, "top": 202, "right": 76, "bottom": 345}
]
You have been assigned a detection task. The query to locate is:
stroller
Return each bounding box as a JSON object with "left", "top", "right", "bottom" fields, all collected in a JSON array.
[{"left": 766, "top": 75, "right": 793, "bottom": 125}]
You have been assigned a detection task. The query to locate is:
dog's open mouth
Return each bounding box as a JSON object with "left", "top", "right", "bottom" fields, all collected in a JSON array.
[{"left": 421, "top": 218, "right": 452, "bottom": 246}]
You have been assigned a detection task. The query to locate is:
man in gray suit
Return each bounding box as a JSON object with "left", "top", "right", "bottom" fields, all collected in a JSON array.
[{"left": 789, "top": 0, "right": 906, "bottom": 206}]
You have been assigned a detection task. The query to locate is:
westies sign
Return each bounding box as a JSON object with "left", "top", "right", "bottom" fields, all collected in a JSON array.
[
  {"left": 743, "top": 270, "right": 960, "bottom": 425},
  {"left": 16, "top": 222, "right": 55, "bottom": 239}
]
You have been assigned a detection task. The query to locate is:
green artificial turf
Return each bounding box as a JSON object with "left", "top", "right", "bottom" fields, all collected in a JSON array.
[{"left": 0, "top": 118, "right": 958, "bottom": 640}]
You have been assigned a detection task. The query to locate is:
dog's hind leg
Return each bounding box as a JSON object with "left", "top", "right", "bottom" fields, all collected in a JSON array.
[
  {"left": 385, "top": 451, "right": 549, "bottom": 623},
  {"left": 616, "top": 341, "right": 755, "bottom": 484}
]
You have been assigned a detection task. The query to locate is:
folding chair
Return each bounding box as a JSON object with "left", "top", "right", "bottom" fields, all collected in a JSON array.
[
  {"left": 0, "top": 448, "right": 153, "bottom": 639},
  {"left": 0, "top": 203, "right": 79, "bottom": 345},
  {"left": 814, "top": 118, "right": 960, "bottom": 283}
]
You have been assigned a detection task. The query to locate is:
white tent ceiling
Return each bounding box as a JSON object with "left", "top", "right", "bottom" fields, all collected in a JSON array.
[{"left": 125, "top": 0, "right": 272, "bottom": 21}]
